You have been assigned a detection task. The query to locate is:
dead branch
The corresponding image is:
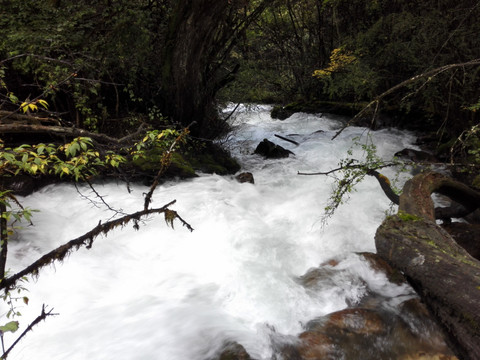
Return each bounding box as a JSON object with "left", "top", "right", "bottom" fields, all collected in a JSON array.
[
  {"left": 331, "top": 58, "right": 480, "bottom": 140},
  {"left": 1, "top": 305, "right": 57, "bottom": 360},
  {"left": 0, "top": 199, "right": 192, "bottom": 292},
  {"left": 297, "top": 160, "right": 399, "bottom": 176},
  {"left": 274, "top": 134, "right": 299, "bottom": 146},
  {"left": 299, "top": 161, "right": 480, "bottom": 220},
  {"left": 0, "top": 123, "right": 145, "bottom": 146},
  {"left": 0, "top": 111, "right": 60, "bottom": 126}
]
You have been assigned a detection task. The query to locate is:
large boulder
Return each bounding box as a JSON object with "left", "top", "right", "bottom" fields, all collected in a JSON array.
[
  {"left": 281, "top": 253, "right": 457, "bottom": 360},
  {"left": 281, "top": 302, "right": 457, "bottom": 360}
]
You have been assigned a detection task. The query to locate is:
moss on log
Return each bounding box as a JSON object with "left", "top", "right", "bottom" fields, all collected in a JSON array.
[{"left": 375, "top": 171, "right": 480, "bottom": 360}]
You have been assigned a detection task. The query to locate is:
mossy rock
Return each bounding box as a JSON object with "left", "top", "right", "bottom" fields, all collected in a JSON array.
[
  {"left": 166, "top": 153, "right": 197, "bottom": 178},
  {"left": 131, "top": 149, "right": 196, "bottom": 179},
  {"left": 186, "top": 142, "right": 240, "bottom": 175},
  {"left": 130, "top": 141, "right": 240, "bottom": 179}
]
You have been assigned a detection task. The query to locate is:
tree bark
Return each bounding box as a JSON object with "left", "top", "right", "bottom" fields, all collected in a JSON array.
[
  {"left": 375, "top": 171, "right": 480, "bottom": 360},
  {"left": 159, "top": 0, "right": 274, "bottom": 139}
]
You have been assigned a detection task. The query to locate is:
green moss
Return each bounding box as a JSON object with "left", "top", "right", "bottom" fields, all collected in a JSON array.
[
  {"left": 130, "top": 149, "right": 196, "bottom": 179},
  {"left": 472, "top": 174, "right": 480, "bottom": 190},
  {"left": 461, "top": 311, "right": 480, "bottom": 332},
  {"left": 185, "top": 142, "right": 240, "bottom": 175},
  {"left": 168, "top": 153, "right": 196, "bottom": 178},
  {"left": 397, "top": 211, "right": 423, "bottom": 222}
]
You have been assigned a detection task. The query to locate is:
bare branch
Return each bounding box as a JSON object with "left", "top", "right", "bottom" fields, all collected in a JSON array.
[
  {"left": 0, "top": 200, "right": 185, "bottom": 292},
  {"left": 331, "top": 58, "right": 480, "bottom": 140},
  {"left": 274, "top": 134, "right": 299, "bottom": 146},
  {"left": 1, "top": 305, "right": 57, "bottom": 360},
  {"left": 297, "top": 160, "right": 399, "bottom": 176}
]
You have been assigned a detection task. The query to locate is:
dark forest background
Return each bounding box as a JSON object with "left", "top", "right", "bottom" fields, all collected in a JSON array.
[{"left": 1, "top": 0, "right": 479, "bottom": 161}]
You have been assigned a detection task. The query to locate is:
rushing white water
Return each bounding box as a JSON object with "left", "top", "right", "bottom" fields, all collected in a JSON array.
[{"left": 6, "top": 106, "right": 419, "bottom": 359}]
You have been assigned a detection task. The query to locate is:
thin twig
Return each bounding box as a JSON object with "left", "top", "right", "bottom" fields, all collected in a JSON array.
[
  {"left": 331, "top": 59, "right": 480, "bottom": 140},
  {"left": 274, "top": 134, "right": 300, "bottom": 146},
  {"left": 85, "top": 180, "right": 128, "bottom": 217},
  {"left": 1, "top": 305, "right": 57, "bottom": 360}
]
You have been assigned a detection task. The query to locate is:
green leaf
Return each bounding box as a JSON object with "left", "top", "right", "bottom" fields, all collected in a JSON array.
[{"left": 0, "top": 321, "right": 19, "bottom": 334}]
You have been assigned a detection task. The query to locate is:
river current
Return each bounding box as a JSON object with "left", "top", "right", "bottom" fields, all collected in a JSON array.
[{"left": 7, "top": 106, "right": 419, "bottom": 359}]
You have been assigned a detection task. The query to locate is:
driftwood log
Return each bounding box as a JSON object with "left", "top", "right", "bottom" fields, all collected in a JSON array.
[{"left": 375, "top": 171, "right": 480, "bottom": 360}]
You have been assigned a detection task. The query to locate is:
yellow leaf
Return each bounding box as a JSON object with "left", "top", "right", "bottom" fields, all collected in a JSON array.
[
  {"left": 20, "top": 102, "right": 29, "bottom": 113},
  {"left": 38, "top": 99, "right": 49, "bottom": 109},
  {"left": 61, "top": 166, "right": 70, "bottom": 174},
  {"left": 30, "top": 164, "right": 38, "bottom": 174}
]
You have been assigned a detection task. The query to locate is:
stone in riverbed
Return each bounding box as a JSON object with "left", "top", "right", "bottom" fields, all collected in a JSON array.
[
  {"left": 212, "top": 342, "right": 252, "bottom": 360},
  {"left": 280, "top": 304, "right": 457, "bottom": 360},
  {"left": 254, "top": 139, "right": 294, "bottom": 159},
  {"left": 235, "top": 172, "right": 254, "bottom": 184},
  {"left": 279, "top": 254, "right": 458, "bottom": 360}
]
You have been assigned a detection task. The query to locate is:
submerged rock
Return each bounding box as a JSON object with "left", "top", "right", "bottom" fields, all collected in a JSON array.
[
  {"left": 281, "top": 303, "right": 457, "bottom": 360},
  {"left": 212, "top": 342, "right": 252, "bottom": 360},
  {"left": 279, "top": 253, "right": 458, "bottom": 360},
  {"left": 235, "top": 172, "right": 254, "bottom": 184}
]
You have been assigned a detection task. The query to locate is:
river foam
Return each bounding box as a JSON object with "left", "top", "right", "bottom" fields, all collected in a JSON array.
[{"left": 6, "top": 106, "right": 418, "bottom": 359}]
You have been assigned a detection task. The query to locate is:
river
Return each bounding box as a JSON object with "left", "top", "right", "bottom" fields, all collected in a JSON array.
[{"left": 7, "top": 105, "right": 419, "bottom": 359}]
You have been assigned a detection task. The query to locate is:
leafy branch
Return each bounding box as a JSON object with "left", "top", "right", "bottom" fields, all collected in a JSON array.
[{"left": 298, "top": 135, "right": 412, "bottom": 224}]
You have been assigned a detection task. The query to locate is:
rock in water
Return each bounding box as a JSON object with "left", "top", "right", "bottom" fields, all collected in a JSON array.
[
  {"left": 254, "top": 139, "right": 293, "bottom": 158},
  {"left": 235, "top": 172, "right": 255, "bottom": 184}
]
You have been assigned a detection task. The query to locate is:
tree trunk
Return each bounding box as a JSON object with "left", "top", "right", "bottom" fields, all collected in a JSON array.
[
  {"left": 375, "top": 172, "right": 480, "bottom": 360},
  {"left": 160, "top": 0, "right": 274, "bottom": 139}
]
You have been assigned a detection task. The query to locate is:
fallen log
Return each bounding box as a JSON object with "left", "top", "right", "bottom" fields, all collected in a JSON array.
[
  {"left": 274, "top": 134, "right": 300, "bottom": 146},
  {"left": 375, "top": 171, "right": 480, "bottom": 360},
  {"left": 0, "top": 110, "right": 61, "bottom": 126},
  {"left": 0, "top": 122, "right": 146, "bottom": 146}
]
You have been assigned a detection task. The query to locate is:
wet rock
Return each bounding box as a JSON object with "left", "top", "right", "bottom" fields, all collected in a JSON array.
[
  {"left": 0, "top": 174, "right": 57, "bottom": 196},
  {"left": 283, "top": 255, "right": 458, "bottom": 360},
  {"left": 358, "top": 252, "right": 408, "bottom": 285},
  {"left": 271, "top": 106, "right": 295, "bottom": 120},
  {"left": 254, "top": 139, "right": 294, "bottom": 159},
  {"left": 189, "top": 142, "right": 241, "bottom": 175},
  {"left": 280, "top": 305, "right": 457, "bottom": 360},
  {"left": 297, "top": 266, "right": 338, "bottom": 289},
  {"left": 214, "top": 342, "right": 252, "bottom": 360},
  {"left": 394, "top": 148, "right": 437, "bottom": 163},
  {"left": 235, "top": 172, "right": 254, "bottom": 184},
  {"left": 0, "top": 174, "right": 35, "bottom": 196}
]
